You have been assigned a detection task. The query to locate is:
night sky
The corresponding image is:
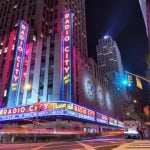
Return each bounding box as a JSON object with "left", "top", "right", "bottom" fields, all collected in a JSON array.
[{"left": 86, "top": 0, "right": 148, "bottom": 76}]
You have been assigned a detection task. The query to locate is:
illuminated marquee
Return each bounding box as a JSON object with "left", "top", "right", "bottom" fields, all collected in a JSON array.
[
  {"left": 0, "top": 101, "right": 95, "bottom": 122},
  {"left": 118, "top": 121, "right": 124, "bottom": 127},
  {"left": 96, "top": 112, "right": 108, "bottom": 124},
  {"left": 0, "top": 102, "right": 95, "bottom": 117},
  {"left": 109, "top": 117, "right": 118, "bottom": 126},
  {"left": 0, "top": 101, "right": 123, "bottom": 128},
  {"left": 7, "top": 20, "right": 28, "bottom": 107},
  {"left": 61, "top": 9, "right": 73, "bottom": 101}
]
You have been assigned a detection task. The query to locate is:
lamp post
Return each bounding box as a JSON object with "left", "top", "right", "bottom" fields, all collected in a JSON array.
[
  {"left": 133, "top": 99, "right": 137, "bottom": 104},
  {"left": 25, "top": 83, "right": 41, "bottom": 142}
]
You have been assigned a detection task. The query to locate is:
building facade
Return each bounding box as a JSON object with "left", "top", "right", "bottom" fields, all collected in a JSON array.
[
  {"left": 139, "top": 0, "right": 148, "bottom": 35},
  {"left": 0, "top": 0, "right": 88, "bottom": 61},
  {"left": 0, "top": 0, "right": 125, "bottom": 136}
]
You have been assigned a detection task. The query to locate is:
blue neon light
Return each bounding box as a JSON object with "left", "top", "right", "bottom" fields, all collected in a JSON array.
[
  {"left": 7, "top": 21, "right": 23, "bottom": 107},
  {"left": 108, "top": 117, "right": 118, "bottom": 126},
  {"left": 61, "top": 12, "right": 65, "bottom": 101},
  {"left": 96, "top": 112, "right": 108, "bottom": 125}
]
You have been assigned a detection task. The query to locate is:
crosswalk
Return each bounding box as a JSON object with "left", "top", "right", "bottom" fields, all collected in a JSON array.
[{"left": 113, "top": 140, "right": 150, "bottom": 150}]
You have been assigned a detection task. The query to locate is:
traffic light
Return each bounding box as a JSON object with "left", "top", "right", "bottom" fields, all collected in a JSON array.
[
  {"left": 122, "top": 79, "right": 128, "bottom": 85},
  {"left": 136, "top": 76, "right": 142, "bottom": 90},
  {"left": 121, "top": 76, "right": 131, "bottom": 87}
]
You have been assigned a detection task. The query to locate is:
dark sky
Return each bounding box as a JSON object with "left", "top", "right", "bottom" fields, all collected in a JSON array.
[{"left": 86, "top": 0, "right": 148, "bottom": 76}]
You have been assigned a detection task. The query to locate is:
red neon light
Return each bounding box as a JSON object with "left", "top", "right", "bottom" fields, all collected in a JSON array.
[
  {"left": 101, "top": 115, "right": 108, "bottom": 121},
  {"left": 64, "top": 12, "right": 71, "bottom": 84},
  {"left": 12, "top": 23, "right": 27, "bottom": 91},
  {"left": 109, "top": 117, "right": 114, "bottom": 123},
  {"left": 0, "top": 128, "right": 85, "bottom": 135},
  {"left": 73, "top": 105, "right": 95, "bottom": 117}
]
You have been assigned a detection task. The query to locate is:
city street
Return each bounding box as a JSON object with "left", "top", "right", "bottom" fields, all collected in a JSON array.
[{"left": 0, "top": 137, "right": 132, "bottom": 150}]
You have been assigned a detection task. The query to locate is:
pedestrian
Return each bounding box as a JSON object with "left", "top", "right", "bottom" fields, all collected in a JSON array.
[
  {"left": 137, "top": 126, "right": 144, "bottom": 139},
  {"left": 137, "top": 126, "right": 141, "bottom": 139},
  {"left": 149, "top": 127, "right": 150, "bottom": 139},
  {"left": 141, "top": 127, "right": 145, "bottom": 139},
  {"left": 140, "top": 129, "right": 144, "bottom": 139}
]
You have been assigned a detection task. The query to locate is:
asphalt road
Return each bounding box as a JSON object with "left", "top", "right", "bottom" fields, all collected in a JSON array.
[
  {"left": 0, "top": 137, "right": 133, "bottom": 150},
  {"left": 113, "top": 140, "right": 150, "bottom": 150}
]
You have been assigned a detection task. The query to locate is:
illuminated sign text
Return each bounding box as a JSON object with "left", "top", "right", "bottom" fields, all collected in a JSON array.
[
  {"left": 0, "top": 101, "right": 123, "bottom": 128},
  {"left": 12, "top": 23, "right": 27, "bottom": 90},
  {"left": 61, "top": 9, "right": 73, "bottom": 101},
  {"left": 96, "top": 113, "right": 108, "bottom": 124},
  {"left": 7, "top": 20, "right": 28, "bottom": 107}
]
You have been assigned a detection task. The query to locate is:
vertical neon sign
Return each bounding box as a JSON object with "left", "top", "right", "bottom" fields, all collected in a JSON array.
[
  {"left": 61, "top": 10, "right": 73, "bottom": 101},
  {"left": 7, "top": 20, "right": 28, "bottom": 107}
]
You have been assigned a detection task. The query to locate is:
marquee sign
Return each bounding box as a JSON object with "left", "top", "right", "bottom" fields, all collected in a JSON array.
[
  {"left": 109, "top": 117, "right": 118, "bottom": 126},
  {"left": 0, "top": 101, "right": 123, "bottom": 128},
  {"left": 0, "top": 101, "right": 95, "bottom": 122},
  {"left": 61, "top": 9, "right": 73, "bottom": 101},
  {"left": 7, "top": 20, "right": 28, "bottom": 107},
  {"left": 118, "top": 121, "right": 124, "bottom": 128},
  {"left": 96, "top": 112, "right": 108, "bottom": 124}
]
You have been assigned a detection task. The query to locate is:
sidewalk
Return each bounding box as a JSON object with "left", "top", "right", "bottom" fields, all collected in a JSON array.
[{"left": 113, "top": 140, "right": 150, "bottom": 150}]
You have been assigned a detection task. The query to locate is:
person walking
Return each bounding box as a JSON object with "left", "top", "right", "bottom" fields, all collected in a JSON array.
[{"left": 137, "top": 126, "right": 144, "bottom": 139}]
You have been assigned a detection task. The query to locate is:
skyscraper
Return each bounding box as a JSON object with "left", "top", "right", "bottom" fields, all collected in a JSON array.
[
  {"left": 97, "top": 36, "right": 124, "bottom": 80},
  {"left": 139, "top": 0, "right": 148, "bottom": 35},
  {"left": 139, "top": 0, "right": 150, "bottom": 87},
  {"left": 96, "top": 36, "right": 127, "bottom": 99}
]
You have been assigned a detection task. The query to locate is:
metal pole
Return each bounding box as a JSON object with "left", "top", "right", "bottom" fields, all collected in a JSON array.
[
  {"left": 34, "top": 110, "right": 38, "bottom": 142},
  {"left": 125, "top": 71, "right": 150, "bottom": 83},
  {"left": 32, "top": 88, "right": 40, "bottom": 143},
  {"left": 25, "top": 84, "right": 40, "bottom": 142}
]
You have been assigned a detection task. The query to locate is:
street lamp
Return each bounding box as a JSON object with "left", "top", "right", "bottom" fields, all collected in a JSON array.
[
  {"left": 126, "top": 112, "right": 130, "bottom": 116},
  {"left": 24, "top": 83, "right": 41, "bottom": 142},
  {"left": 133, "top": 99, "right": 137, "bottom": 104},
  {"left": 24, "top": 84, "right": 32, "bottom": 91}
]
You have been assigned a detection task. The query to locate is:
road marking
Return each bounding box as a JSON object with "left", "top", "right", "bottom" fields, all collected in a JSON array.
[
  {"left": 31, "top": 142, "right": 82, "bottom": 149},
  {"left": 113, "top": 140, "right": 150, "bottom": 150},
  {"left": 94, "top": 143, "right": 120, "bottom": 148},
  {"left": 31, "top": 143, "right": 52, "bottom": 150},
  {"left": 73, "top": 143, "right": 120, "bottom": 150},
  {"left": 77, "top": 141, "right": 96, "bottom": 150}
]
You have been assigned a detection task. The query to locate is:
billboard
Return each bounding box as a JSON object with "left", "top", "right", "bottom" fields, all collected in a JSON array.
[
  {"left": 61, "top": 9, "right": 73, "bottom": 101},
  {"left": 7, "top": 20, "right": 28, "bottom": 107}
]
